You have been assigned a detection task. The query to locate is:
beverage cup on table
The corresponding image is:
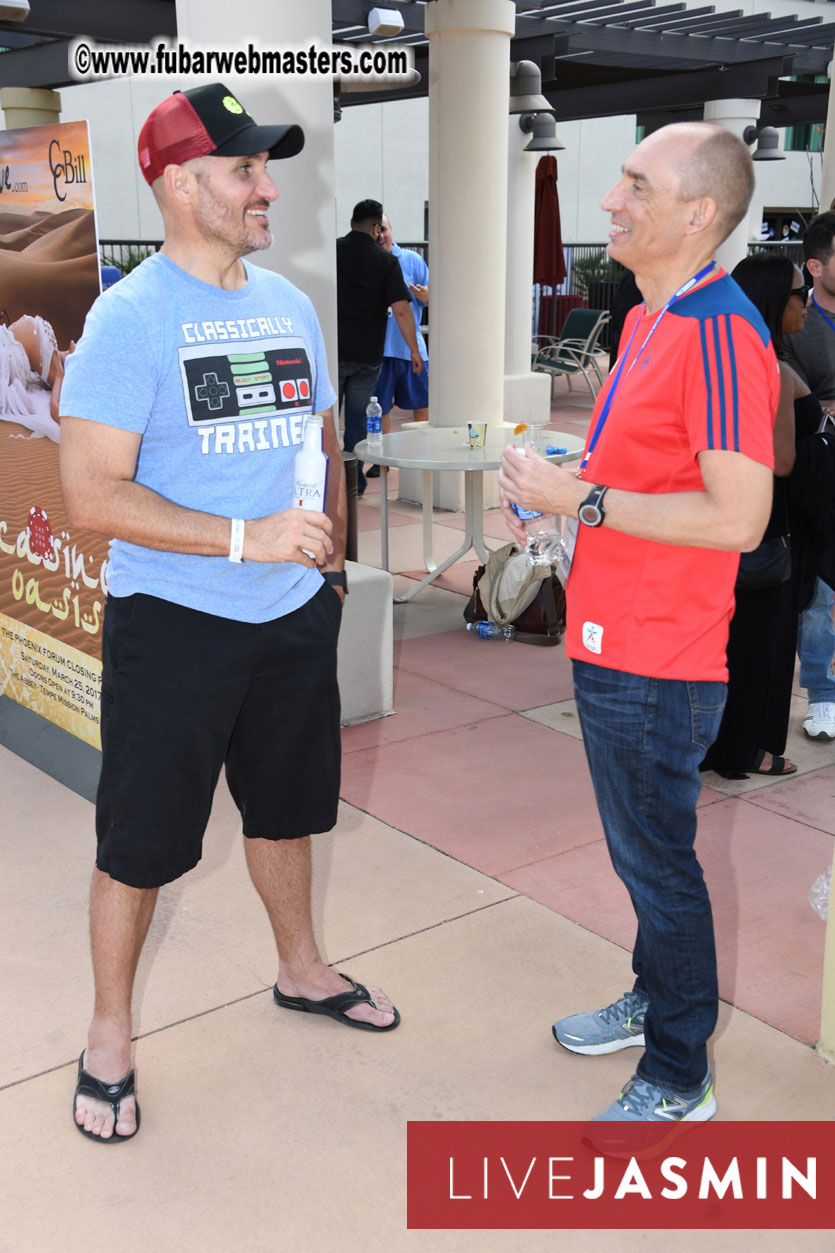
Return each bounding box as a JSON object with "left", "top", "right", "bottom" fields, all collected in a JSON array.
[
  {"left": 527, "top": 424, "right": 546, "bottom": 452},
  {"left": 467, "top": 420, "right": 488, "bottom": 448}
]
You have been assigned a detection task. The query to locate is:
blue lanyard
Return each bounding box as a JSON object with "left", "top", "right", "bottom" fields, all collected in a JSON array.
[
  {"left": 579, "top": 262, "right": 717, "bottom": 472},
  {"left": 811, "top": 294, "right": 835, "bottom": 335}
]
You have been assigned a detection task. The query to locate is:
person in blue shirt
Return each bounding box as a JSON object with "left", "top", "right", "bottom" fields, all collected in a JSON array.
[
  {"left": 60, "top": 83, "right": 400, "bottom": 1146},
  {"left": 376, "top": 213, "right": 429, "bottom": 432}
]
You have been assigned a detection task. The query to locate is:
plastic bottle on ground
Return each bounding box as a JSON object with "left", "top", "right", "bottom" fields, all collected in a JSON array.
[
  {"left": 466, "top": 621, "right": 516, "bottom": 641},
  {"left": 810, "top": 865, "right": 831, "bottom": 920}
]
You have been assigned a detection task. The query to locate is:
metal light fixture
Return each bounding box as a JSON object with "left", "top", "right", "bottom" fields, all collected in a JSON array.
[
  {"left": 520, "top": 112, "right": 565, "bottom": 152},
  {"left": 743, "top": 124, "right": 785, "bottom": 162},
  {"left": 368, "top": 7, "right": 405, "bottom": 37},
  {"left": 509, "top": 60, "right": 552, "bottom": 115}
]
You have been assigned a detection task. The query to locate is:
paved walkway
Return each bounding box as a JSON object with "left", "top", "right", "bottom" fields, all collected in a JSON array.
[{"left": 1, "top": 385, "right": 833, "bottom": 1251}]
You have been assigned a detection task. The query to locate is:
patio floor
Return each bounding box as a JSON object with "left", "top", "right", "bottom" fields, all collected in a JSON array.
[{"left": 1, "top": 380, "right": 833, "bottom": 1252}]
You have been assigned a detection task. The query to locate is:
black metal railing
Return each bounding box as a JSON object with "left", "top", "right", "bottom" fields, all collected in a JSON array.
[
  {"left": 97, "top": 236, "right": 804, "bottom": 341},
  {"left": 99, "top": 239, "right": 162, "bottom": 274}
]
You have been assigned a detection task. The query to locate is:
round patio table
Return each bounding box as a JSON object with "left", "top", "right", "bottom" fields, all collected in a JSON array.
[{"left": 354, "top": 424, "right": 584, "bottom": 602}]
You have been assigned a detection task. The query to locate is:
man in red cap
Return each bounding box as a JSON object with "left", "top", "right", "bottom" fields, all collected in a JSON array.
[{"left": 60, "top": 84, "right": 399, "bottom": 1144}]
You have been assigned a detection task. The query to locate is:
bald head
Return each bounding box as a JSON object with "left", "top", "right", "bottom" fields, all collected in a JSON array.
[{"left": 658, "top": 122, "right": 754, "bottom": 244}]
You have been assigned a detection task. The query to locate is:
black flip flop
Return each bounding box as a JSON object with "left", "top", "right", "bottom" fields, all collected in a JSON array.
[
  {"left": 73, "top": 1051, "right": 140, "bottom": 1143},
  {"left": 273, "top": 973, "right": 400, "bottom": 1032}
]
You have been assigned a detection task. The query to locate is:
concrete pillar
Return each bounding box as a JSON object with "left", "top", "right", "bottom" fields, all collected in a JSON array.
[
  {"left": 175, "top": 0, "right": 338, "bottom": 376},
  {"left": 408, "top": 0, "right": 514, "bottom": 511},
  {"left": 819, "top": 48, "right": 835, "bottom": 212},
  {"left": 0, "top": 87, "right": 61, "bottom": 130},
  {"left": 425, "top": 0, "right": 515, "bottom": 431},
  {"left": 504, "top": 115, "right": 551, "bottom": 426},
  {"left": 702, "top": 99, "right": 760, "bottom": 273}
]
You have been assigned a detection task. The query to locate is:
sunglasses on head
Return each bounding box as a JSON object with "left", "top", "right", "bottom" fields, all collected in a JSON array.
[{"left": 790, "top": 284, "right": 810, "bottom": 305}]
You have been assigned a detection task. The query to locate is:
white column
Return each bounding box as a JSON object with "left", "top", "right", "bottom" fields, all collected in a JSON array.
[
  {"left": 0, "top": 87, "right": 61, "bottom": 129},
  {"left": 426, "top": 0, "right": 515, "bottom": 431},
  {"left": 404, "top": 0, "right": 514, "bottom": 511},
  {"left": 175, "top": 0, "right": 338, "bottom": 375},
  {"left": 819, "top": 47, "right": 835, "bottom": 212},
  {"left": 702, "top": 99, "right": 760, "bottom": 274},
  {"left": 504, "top": 117, "right": 551, "bottom": 426}
]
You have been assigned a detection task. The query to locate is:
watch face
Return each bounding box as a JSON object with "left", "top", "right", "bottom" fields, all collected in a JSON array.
[{"left": 579, "top": 503, "right": 602, "bottom": 526}]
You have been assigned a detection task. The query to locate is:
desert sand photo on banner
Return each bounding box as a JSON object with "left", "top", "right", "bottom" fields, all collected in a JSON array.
[{"left": 0, "top": 118, "right": 106, "bottom": 747}]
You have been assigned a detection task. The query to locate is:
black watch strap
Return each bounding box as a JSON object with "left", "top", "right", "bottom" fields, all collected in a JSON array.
[
  {"left": 578, "top": 484, "right": 608, "bottom": 528},
  {"left": 323, "top": 570, "right": 348, "bottom": 594}
]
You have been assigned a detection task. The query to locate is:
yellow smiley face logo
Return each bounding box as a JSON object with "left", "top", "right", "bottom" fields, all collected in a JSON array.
[{"left": 222, "top": 96, "right": 245, "bottom": 115}]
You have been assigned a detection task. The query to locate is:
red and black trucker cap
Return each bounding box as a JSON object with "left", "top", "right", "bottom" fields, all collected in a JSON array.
[{"left": 138, "top": 83, "right": 304, "bottom": 185}]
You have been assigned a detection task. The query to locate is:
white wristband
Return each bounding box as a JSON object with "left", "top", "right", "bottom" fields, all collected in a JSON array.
[{"left": 229, "top": 518, "right": 245, "bottom": 563}]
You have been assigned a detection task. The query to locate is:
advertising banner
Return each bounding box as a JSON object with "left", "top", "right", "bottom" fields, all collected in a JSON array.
[{"left": 0, "top": 119, "right": 106, "bottom": 747}]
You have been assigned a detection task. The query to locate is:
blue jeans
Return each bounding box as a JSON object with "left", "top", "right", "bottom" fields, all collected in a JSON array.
[
  {"left": 338, "top": 360, "right": 381, "bottom": 494},
  {"left": 572, "top": 660, "right": 726, "bottom": 1091},
  {"left": 797, "top": 578, "right": 835, "bottom": 705}
]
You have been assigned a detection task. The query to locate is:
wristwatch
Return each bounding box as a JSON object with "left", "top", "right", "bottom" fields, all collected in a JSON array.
[
  {"left": 578, "top": 484, "right": 608, "bottom": 528},
  {"left": 323, "top": 570, "right": 349, "bottom": 594}
]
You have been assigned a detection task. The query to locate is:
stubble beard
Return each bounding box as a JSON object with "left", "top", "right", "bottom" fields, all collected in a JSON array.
[{"left": 194, "top": 186, "right": 273, "bottom": 258}]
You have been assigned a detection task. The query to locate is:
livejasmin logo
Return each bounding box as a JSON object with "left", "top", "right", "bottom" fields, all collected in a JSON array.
[
  {"left": 448, "top": 1151, "right": 815, "bottom": 1202},
  {"left": 406, "top": 1122, "right": 834, "bottom": 1231}
]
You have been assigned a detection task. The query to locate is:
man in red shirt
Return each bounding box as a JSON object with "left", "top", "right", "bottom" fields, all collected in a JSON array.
[{"left": 500, "top": 122, "right": 778, "bottom": 1123}]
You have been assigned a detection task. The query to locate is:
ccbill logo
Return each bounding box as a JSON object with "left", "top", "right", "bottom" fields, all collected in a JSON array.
[{"left": 49, "top": 138, "right": 87, "bottom": 203}]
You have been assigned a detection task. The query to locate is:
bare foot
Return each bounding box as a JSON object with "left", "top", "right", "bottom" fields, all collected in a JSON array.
[
  {"left": 75, "top": 1043, "right": 138, "bottom": 1140},
  {"left": 276, "top": 966, "right": 397, "bottom": 1028}
]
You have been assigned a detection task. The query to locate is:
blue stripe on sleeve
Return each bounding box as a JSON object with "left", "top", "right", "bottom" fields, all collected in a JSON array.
[
  {"left": 724, "top": 313, "right": 740, "bottom": 451},
  {"left": 699, "top": 319, "right": 714, "bottom": 449},
  {"left": 710, "top": 316, "right": 728, "bottom": 449}
]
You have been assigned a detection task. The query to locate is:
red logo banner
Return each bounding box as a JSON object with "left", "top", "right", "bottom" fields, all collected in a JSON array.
[{"left": 407, "top": 1121, "right": 834, "bottom": 1230}]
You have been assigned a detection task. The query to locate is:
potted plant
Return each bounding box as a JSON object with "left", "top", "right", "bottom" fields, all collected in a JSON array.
[{"left": 571, "top": 248, "right": 622, "bottom": 311}]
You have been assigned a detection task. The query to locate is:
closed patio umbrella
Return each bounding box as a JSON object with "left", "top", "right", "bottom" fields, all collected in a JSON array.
[{"left": 533, "top": 155, "right": 566, "bottom": 288}]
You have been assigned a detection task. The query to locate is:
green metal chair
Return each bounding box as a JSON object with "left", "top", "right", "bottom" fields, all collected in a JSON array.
[{"left": 532, "top": 308, "right": 610, "bottom": 399}]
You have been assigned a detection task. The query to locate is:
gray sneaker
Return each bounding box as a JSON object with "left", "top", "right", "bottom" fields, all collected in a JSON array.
[
  {"left": 553, "top": 989, "right": 648, "bottom": 1055},
  {"left": 593, "top": 1067, "right": 716, "bottom": 1122}
]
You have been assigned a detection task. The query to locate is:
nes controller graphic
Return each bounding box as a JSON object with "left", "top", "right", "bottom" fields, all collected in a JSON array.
[{"left": 179, "top": 336, "right": 313, "bottom": 426}]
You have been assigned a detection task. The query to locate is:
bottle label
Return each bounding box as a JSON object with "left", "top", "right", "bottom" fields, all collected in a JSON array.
[
  {"left": 294, "top": 479, "right": 325, "bottom": 508},
  {"left": 510, "top": 503, "right": 542, "bottom": 521},
  {"left": 292, "top": 452, "right": 329, "bottom": 511}
]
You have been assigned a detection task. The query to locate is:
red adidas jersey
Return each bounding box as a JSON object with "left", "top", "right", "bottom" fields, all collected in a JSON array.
[{"left": 565, "top": 272, "right": 779, "bottom": 681}]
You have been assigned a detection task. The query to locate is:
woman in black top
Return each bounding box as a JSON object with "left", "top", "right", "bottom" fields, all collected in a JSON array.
[{"left": 703, "top": 252, "right": 835, "bottom": 778}]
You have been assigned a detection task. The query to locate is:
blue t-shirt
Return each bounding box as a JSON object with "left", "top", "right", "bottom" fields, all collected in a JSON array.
[
  {"left": 61, "top": 253, "right": 337, "bottom": 623},
  {"left": 383, "top": 243, "right": 428, "bottom": 362}
]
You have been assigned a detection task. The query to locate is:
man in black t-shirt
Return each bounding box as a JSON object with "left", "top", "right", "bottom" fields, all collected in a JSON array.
[{"left": 336, "top": 198, "right": 423, "bottom": 493}]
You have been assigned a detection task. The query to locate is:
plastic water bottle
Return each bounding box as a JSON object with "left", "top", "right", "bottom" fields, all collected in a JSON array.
[
  {"left": 510, "top": 503, "right": 561, "bottom": 566},
  {"left": 810, "top": 865, "right": 831, "bottom": 920},
  {"left": 366, "top": 396, "right": 383, "bottom": 451},
  {"left": 293, "top": 416, "right": 329, "bottom": 557},
  {"left": 510, "top": 447, "right": 561, "bottom": 566},
  {"left": 466, "top": 621, "right": 516, "bottom": 641}
]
